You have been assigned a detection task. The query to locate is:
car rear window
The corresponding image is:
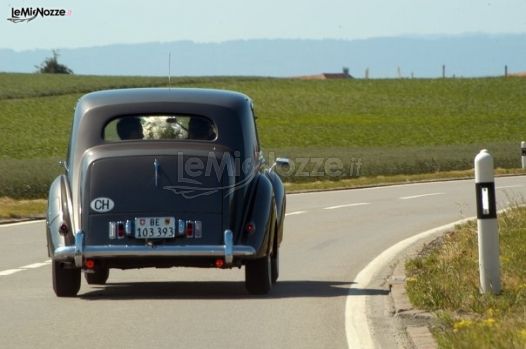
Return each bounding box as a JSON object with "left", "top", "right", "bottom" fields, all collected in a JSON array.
[{"left": 104, "top": 115, "right": 217, "bottom": 141}]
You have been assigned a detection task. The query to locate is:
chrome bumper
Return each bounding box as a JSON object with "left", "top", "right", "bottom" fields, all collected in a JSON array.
[{"left": 54, "top": 229, "right": 255, "bottom": 268}]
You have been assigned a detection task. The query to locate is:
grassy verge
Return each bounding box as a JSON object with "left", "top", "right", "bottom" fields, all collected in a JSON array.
[
  {"left": 0, "top": 197, "right": 46, "bottom": 219},
  {"left": 284, "top": 168, "right": 525, "bottom": 192},
  {"left": 405, "top": 206, "right": 526, "bottom": 348}
]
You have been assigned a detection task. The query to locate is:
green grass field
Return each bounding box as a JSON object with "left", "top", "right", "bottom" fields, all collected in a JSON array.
[{"left": 1, "top": 73, "right": 526, "bottom": 198}]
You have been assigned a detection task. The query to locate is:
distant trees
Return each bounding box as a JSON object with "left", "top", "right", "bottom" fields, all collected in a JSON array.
[{"left": 35, "top": 50, "right": 73, "bottom": 74}]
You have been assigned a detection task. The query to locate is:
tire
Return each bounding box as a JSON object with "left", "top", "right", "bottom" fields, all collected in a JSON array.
[
  {"left": 245, "top": 254, "right": 272, "bottom": 295},
  {"left": 85, "top": 268, "right": 109, "bottom": 285},
  {"left": 271, "top": 245, "right": 279, "bottom": 284},
  {"left": 52, "top": 260, "right": 81, "bottom": 297}
]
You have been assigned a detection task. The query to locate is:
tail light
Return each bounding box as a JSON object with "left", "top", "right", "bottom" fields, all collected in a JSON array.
[
  {"left": 245, "top": 222, "right": 255, "bottom": 234},
  {"left": 178, "top": 219, "right": 185, "bottom": 236},
  {"left": 215, "top": 258, "right": 225, "bottom": 268},
  {"left": 59, "top": 223, "right": 69, "bottom": 235},
  {"left": 116, "top": 222, "right": 126, "bottom": 239},
  {"left": 85, "top": 259, "right": 95, "bottom": 269},
  {"left": 194, "top": 221, "right": 202, "bottom": 238},
  {"left": 185, "top": 220, "right": 194, "bottom": 238}
]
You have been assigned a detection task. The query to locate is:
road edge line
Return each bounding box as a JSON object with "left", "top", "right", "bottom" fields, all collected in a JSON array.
[
  {"left": 345, "top": 216, "right": 475, "bottom": 349},
  {"left": 0, "top": 219, "right": 45, "bottom": 228}
]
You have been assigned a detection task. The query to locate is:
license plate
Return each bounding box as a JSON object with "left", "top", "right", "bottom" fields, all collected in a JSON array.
[{"left": 135, "top": 217, "right": 176, "bottom": 239}]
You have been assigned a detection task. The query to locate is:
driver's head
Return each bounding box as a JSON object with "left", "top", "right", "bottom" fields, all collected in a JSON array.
[
  {"left": 117, "top": 117, "right": 144, "bottom": 140},
  {"left": 188, "top": 117, "right": 214, "bottom": 140}
]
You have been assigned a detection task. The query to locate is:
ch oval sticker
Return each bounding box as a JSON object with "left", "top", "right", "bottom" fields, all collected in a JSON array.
[{"left": 90, "top": 197, "right": 114, "bottom": 213}]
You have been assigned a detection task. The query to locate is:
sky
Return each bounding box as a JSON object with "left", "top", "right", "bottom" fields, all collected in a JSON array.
[{"left": 1, "top": 0, "right": 526, "bottom": 51}]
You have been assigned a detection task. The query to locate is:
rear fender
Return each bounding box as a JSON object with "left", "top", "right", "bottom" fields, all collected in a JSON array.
[
  {"left": 267, "top": 171, "right": 286, "bottom": 246},
  {"left": 46, "top": 175, "right": 74, "bottom": 258},
  {"left": 242, "top": 175, "right": 276, "bottom": 258}
]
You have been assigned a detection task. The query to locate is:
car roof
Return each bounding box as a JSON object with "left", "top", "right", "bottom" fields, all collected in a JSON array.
[
  {"left": 77, "top": 88, "right": 251, "bottom": 112},
  {"left": 72, "top": 88, "right": 254, "bottom": 148},
  {"left": 68, "top": 87, "right": 258, "bottom": 173}
]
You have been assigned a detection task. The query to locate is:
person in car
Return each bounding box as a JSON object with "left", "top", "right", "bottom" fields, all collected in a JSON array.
[
  {"left": 117, "top": 117, "right": 144, "bottom": 140},
  {"left": 188, "top": 117, "right": 215, "bottom": 140}
]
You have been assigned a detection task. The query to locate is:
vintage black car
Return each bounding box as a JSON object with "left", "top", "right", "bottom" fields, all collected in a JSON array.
[{"left": 47, "top": 88, "right": 288, "bottom": 297}]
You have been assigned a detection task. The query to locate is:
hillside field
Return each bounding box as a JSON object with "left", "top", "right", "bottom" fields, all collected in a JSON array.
[{"left": 1, "top": 73, "right": 525, "bottom": 198}]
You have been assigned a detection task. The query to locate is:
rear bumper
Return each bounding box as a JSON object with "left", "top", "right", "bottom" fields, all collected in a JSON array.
[{"left": 53, "top": 229, "right": 255, "bottom": 268}]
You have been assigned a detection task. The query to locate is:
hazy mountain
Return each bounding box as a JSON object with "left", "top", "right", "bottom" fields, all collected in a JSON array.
[{"left": 1, "top": 34, "right": 525, "bottom": 78}]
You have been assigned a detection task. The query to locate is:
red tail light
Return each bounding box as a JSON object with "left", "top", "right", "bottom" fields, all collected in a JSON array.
[
  {"left": 59, "top": 223, "right": 69, "bottom": 235},
  {"left": 245, "top": 223, "right": 255, "bottom": 234},
  {"left": 85, "top": 259, "right": 95, "bottom": 269},
  {"left": 117, "top": 222, "right": 126, "bottom": 239},
  {"left": 185, "top": 220, "right": 194, "bottom": 238},
  {"left": 215, "top": 258, "right": 225, "bottom": 268}
]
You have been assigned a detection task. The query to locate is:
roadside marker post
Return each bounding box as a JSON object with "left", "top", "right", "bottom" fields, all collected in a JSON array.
[
  {"left": 474, "top": 149, "right": 501, "bottom": 294},
  {"left": 521, "top": 141, "right": 526, "bottom": 169}
]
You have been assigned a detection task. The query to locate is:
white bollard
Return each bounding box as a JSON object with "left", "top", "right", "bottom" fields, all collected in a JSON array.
[
  {"left": 522, "top": 141, "right": 526, "bottom": 169},
  {"left": 474, "top": 149, "right": 501, "bottom": 294}
]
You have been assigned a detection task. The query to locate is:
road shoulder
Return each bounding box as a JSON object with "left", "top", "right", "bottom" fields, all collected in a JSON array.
[
  {"left": 389, "top": 253, "right": 437, "bottom": 349},
  {"left": 363, "top": 220, "right": 474, "bottom": 349}
]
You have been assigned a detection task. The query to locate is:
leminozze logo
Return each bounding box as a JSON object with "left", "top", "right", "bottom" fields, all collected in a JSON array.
[{"left": 7, "top": 7, "right": 72, "bottom": 23}]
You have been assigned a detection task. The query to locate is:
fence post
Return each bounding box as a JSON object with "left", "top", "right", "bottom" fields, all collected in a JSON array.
[
  {"left": 474, "top": 149, "right": 501, "bottom": 294},
  {"left": 522, "top": 141, "right": 526, "bottom": 169}
]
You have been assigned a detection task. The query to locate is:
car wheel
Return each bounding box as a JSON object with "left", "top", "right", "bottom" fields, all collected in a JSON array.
[
  {"left": 271, "top": 245, "right": 279, "bottom": 284},
  {"left": 52, "top": 260, "right": 81, "bottom": 297},
  {"left": 245, "top": 254, "right": 272, "bottom": 295},
  {"left": 85, "top": 268, "right": 109, "bottom": 285}
]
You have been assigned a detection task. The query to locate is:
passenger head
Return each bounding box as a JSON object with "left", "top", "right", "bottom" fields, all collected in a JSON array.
[
  {"left": 117, "top": 117, "right": 144, "bottom": 140},
  {"left": 188, "top": 117, "right": 215, "bottom": 140}
]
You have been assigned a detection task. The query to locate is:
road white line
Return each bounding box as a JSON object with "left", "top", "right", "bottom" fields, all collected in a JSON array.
[
  {"left": 323, "top": 203, "right": 370, "bottom": 210},
  {"left": 399, "top": 192, "right": 444, "bottom": 200},
  {"left": 285, "top": 211, "right": 307, "bottom": 216},
  {"left": 0, "top": 220, "right": 45, "bottom": 229},
  {"left": 345, "top": 216, "right": 474, "bottom": 349},
  {"left": 496, "top": 185, "right": 525, "bottom": 189},
  {"left": 0, "top": 269, "right": 23, "bottom": 276},
  {"left": 21, "top": 261, "right": 51, "bottom": 269},
  {"left": 0, "top": 260, "right": 51, "bottom": 277}
]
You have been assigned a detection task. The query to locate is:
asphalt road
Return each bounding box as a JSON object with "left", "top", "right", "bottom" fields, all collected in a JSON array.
[{"left": 1, "top": 176, "right": 525, "bottom": 349}]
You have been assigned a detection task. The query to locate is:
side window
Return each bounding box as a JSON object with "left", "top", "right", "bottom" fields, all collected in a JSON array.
[
  {"left": 250, "top": 103, "right": 265, "bottom": 166},
  {"left": 104, "top": 115, "right": 217, "bottom": 141},
  {"left": 251, "top": 103, "right": 261, "bottom": 153}
]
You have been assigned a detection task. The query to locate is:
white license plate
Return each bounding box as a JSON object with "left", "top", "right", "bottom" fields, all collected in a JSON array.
[{"left": 135, "top": 217, "right": 176, "bottom": 239}]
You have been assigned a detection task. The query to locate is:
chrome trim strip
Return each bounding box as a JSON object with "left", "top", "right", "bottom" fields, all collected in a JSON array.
[
  {"left": 224, "top": 229, "right": 233, "bottom": 265},
  {"left": 54, "top": 244, "right": 255, "bottom": 259},
  {"left": 154, "top": 158, "right": 159, "bottom": 187}
]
